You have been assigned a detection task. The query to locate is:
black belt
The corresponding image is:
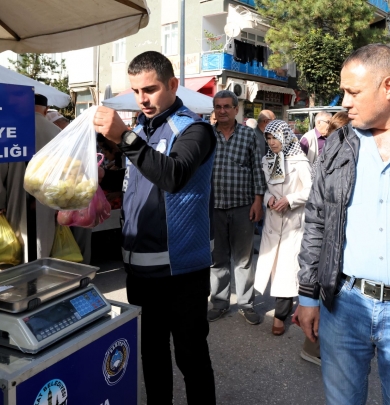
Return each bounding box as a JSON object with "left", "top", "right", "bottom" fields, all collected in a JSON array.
[{"left": 341, "top": 273, "right": 390, "bottom": 301}]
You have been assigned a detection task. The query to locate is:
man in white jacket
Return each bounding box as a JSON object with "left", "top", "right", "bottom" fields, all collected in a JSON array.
[{"left": 300, "top": 111, "right": 331, "bottom": 164}]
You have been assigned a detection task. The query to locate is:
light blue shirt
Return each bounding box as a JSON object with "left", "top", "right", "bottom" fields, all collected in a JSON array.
[{"left": 300, "top": 128, "right": 390, "bottom": 306}]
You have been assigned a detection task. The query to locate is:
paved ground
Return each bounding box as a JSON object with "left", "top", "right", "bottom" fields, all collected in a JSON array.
[{"left": 91, "top": 231, "right": 383, "bottom": 405}]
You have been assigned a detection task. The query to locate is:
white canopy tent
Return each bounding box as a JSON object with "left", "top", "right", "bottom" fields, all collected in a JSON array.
[
  {"left": 102, "top": 86, "right": 214, "bottom": 115},
  {"left": 0, "top": 65, "right": 70, "bottom": 107},
  {"left": 0, "top": 0, "right": 149, "bottom": 53}
]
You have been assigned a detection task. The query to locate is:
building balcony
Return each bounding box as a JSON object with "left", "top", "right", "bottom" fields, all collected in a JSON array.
[
  {"left": 368, "top": 0, "right": 389, "bottom": 12},
  {"left": 235, "top": 0, "right": 256, "bottom": 7},
  {"left": 201, "top": 52, "right": 288, "bottom": 82}
]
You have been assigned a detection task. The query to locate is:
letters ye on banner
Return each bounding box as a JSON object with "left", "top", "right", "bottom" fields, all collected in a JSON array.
[{"left": 0, "top": 83, "right": 35, "bottom": 163}]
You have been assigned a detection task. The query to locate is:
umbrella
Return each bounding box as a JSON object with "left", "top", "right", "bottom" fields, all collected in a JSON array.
[
  {"left": 102, "top": 85, "right": 214, "bottom": 115},
  {"left": 0, "top": 0, "right": 149, "bottom": 53},
  {"left": 0, "top": 65, "right": 70, "bottom": 107}
]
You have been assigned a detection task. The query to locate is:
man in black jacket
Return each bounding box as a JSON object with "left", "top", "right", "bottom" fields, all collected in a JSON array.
[
  {"left": 93, "top": 51, "right": 216, "bottom": 405},
  {"left": 298, "top": 44, "right": 390, "bottom": 404}
]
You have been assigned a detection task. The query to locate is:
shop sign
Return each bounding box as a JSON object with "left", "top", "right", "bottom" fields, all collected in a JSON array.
[
  {"left": 168, "top": 53, "right": 200, "bottom": 75},
  {"left": 0, "top": 83, "right": 35, "bottom": 162}
]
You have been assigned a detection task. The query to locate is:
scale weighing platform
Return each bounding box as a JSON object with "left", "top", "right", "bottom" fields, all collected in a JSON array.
[{"left": 0, "top": 259, "right": 141, "bottom": 405}]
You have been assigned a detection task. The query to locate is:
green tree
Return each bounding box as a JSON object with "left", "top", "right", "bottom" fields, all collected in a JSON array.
[
  {"left": 9, "top": 53, "right": 74, "bottom": 119},
  {"left": 256, "top": 0, "right": 388, "bottom": 105}
]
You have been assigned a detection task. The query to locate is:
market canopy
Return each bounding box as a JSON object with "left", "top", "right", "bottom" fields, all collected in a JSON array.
[
  {"left": 0, "top": 65, "right": 70, "bottom": 107},
  {"left": 0, "top": 0, "right": 149, "bottom": 53},
  {"left": 102, "top": 86, "right": 214, "bottom": 115}
]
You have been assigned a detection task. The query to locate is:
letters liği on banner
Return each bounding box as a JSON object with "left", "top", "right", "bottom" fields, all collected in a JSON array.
[{"left": 0, "top": 83, "right": 35, "bottom": 163}]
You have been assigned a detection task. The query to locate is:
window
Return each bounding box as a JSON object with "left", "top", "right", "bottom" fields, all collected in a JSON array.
[
  {"left": 162, "top": 23, "right": 178, "bottom": 56},
  {"left": 113, "top": 38, "right": 126, "bottom": 62},
  {"left": 241, "top": 31, "right": 266, "bottom": 46}
]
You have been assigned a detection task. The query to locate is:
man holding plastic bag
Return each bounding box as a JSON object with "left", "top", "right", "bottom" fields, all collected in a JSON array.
[{"left": 93, "top": 51, "right": 216, "bottom": 405}]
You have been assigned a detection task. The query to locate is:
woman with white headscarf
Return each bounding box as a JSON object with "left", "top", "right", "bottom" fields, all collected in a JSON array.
[{"left": 254, "top": 120, "right": 312, "bottom": 336}]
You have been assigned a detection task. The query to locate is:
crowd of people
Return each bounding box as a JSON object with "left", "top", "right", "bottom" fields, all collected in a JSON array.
[
  {"left": 93, "top": 44, "right": 390, "bottom": 405},
  {"left": 1, "top": 42, "right": 389, "bottom": 405}
]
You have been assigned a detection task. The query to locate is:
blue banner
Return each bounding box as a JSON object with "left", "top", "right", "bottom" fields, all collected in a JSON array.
[
  {"left": 16, "top": 317, "right": 138, "bottom": 405},
  {"left": 0, "top": 83, "right": 35, "bottom": 162}
]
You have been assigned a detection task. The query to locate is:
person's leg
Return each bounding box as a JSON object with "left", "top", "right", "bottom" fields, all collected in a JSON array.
[
  {"left": 274, "top": 297, "right": 293, "bottom": 321},
  {"left": 229, "top": 205, "right": 255, "bottom": 309},
  {"left": 319, "top": 277, "right": 375, "bottom": 405},
  {"left": 171, "top": 269, "right": 216, "bottom": 405},
  {"left": 300, "top": 337, "right": 321, "bottom": 366},
  {"left": 210, "top": 208, "right": 231, "bottom": 310},
  {"left": 126, "top": 273, "right": 174, "bottom": 405},
  {"left": 372, "top": 300, "right": 390, "bottom": 404}
]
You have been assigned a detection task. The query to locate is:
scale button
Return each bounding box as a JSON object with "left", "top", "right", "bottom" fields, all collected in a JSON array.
[
  {"left": 75, "top": 313, "right": 81, "bottom": 320},
  {"left": 41, "top": 334, "right": 47, "bottom": 339},
  {"left": 37, "top": 334, "right": 42, "bottom": 341},
  {"left": 60, "top": 325, "right": 65, "bottom": 329}
]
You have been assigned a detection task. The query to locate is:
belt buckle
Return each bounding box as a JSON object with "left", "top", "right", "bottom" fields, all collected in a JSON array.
[{"left": 361, "top": 279, "right": 385, "bottom": 302}]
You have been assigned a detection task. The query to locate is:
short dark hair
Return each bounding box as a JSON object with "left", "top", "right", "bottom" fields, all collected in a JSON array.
[
  {"left": 342, "top": 44, "right": 390, "bottom": 87},
  {"left": 213, "top": 90, "right": 238, "bottom": 107},
  {"left": 128, "top": 51, "right": 175, "bottom": 87},
  {"left": 35, "top": 94, "right": 48, "bottom": 106}
]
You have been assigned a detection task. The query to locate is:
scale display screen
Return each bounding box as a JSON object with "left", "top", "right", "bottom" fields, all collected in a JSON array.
[{"left": 23, "top": 288, "right": 107, "bottom": 342}]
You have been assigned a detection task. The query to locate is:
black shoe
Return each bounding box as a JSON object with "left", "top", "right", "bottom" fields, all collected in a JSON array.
[
  {"left": 238, "top": 308, "right": 261, "bottom": 325},
  {"left": 207, "top": 307, "right": 230, "bottom": 322}
]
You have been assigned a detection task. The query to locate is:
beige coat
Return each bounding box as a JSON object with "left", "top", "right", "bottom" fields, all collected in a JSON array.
[{"left": 254, "top": 154, "right": 312, "bottom": 297}]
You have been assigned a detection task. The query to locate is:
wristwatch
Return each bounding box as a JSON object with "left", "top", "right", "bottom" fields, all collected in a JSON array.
[{"left": 120, "top": 130, "right": 138, "bottom": 146}]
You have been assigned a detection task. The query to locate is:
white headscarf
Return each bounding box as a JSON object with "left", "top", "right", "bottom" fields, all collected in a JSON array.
[{"left": 264, "top": 120, "right": 304, "bottom": 184}]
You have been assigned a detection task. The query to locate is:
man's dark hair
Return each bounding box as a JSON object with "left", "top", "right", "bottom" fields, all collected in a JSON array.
[
  {"left": 128, "top": 51, "right": 175, "bottom": 87},
  {"left": 342, "top": 43, "right": 390, "bottom": 87},
  {"left": 213, "top": 90, "right": 238, "bottom": 107}
]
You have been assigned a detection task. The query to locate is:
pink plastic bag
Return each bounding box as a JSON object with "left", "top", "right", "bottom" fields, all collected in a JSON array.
[
  {"left": 58, "top": 185, "right": 111, "bottom": 228},
  {"left": 57, "top": 154, "right": 111, "bottom": 228}
]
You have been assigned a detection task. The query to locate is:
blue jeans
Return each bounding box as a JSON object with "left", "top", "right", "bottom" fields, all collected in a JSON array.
[{"left": 320, "top": 276, "right": 390, "bottom": 405}]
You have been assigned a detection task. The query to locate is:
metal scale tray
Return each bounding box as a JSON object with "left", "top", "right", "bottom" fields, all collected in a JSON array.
[{"left": 0, "top": 258, "right": 98, "bottom": 313}]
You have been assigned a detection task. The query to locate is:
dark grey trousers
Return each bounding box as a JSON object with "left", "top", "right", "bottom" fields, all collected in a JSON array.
[{"left": 210, "top": 205, "right": 255, "bottom": 310}]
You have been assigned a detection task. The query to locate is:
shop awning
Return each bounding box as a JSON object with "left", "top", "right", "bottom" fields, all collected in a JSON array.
[
  {"left": 247, "top": 81, "right": 296, "bottom": 105},
  {"left": 184, "top": 76, "right": 215, "bottom": 92}
]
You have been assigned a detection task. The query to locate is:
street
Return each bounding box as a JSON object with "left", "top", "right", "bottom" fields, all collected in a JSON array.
[{"left": 91, "top": 232, "right": 382, "bottom": 405}]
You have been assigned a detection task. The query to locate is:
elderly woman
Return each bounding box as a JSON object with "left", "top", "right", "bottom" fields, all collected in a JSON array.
[{"left": 254, "top": 120, "right": 312, "bottom": 336}]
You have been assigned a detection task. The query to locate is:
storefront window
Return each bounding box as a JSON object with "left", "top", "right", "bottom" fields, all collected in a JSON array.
[{"left": 243, "top": 91, "right": 283, "bottom": 120}]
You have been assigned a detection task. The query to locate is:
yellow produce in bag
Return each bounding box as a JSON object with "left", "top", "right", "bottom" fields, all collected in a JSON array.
[
  {"left": 24, "top": 107, "right": 99, "bottom": 210},
  {"left": 0, "top": 215, "right": 22, "bottom": 266},
  {"left": 50, "top": 225, "right": 83, "bottom": 263}
]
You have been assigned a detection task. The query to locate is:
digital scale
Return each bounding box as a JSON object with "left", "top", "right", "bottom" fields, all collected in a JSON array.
[{"left": 0, "top": 258, "right": 111, "bottom": 354}]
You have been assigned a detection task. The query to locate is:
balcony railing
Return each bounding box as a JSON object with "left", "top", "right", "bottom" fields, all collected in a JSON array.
[
  {"left": 236, "top": 0, "right": 256, "bottom": 7},
  {"left": 368, "top": 0, "right": 389, "bottom": 12},
  {"left": 201, "top": 52, "right": 288, "bottom": 82}
]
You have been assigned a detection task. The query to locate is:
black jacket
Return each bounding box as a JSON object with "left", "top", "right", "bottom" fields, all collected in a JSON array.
[{"left": 298, "top": 124, "right": 360, "bottom": 311}]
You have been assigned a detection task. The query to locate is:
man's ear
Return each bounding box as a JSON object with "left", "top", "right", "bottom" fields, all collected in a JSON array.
[
  {"left": 44, "top": 106, "right": 49, "bottom": 116},
  {"left": 169, "top": 76, "right": 179, "bottom": 93},
  {"left": 384, "top": 76, "right": 390, "bottom": 100}
]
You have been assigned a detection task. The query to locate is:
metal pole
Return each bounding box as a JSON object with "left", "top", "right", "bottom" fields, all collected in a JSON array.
[{"left": 180, "top": 0, "right": 185, "bottom": 86}]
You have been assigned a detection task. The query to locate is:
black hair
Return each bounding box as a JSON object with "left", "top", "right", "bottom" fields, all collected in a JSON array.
[{"left": 128, "top": 51, "right": 174, "bottom": 87}]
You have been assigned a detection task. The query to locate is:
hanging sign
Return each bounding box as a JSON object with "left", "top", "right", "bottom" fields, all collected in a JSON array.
[{"left": 0, "top": 83, "right": 35, "bottom": 162}]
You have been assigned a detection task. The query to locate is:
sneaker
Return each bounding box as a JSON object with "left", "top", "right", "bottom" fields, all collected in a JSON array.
[
  {"left": 238, "top": 308, "right": 261, "bottom": 325},
  {"left": 300, "top": 349, "right": 321, "bottom": 366},
  {"left": 207, "top": 307, "right": 230, "bottom": 322}
]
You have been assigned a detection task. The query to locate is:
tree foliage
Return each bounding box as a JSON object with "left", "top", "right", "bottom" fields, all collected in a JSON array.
[
  {"left": 256, "top": 0, "right": 388, "bottom": 104},
  {"left": 9, "top": 53, "right": 74, "bottom": 118}
]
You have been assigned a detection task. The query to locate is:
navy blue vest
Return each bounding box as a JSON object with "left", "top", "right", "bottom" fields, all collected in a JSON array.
[{"left": 121, "top": 105, "right": 214, "bottom": 276}]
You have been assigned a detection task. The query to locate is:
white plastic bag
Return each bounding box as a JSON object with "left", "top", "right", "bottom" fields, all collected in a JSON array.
[{"left": 24, "top": 107, "right": 99, "bottom": 210}]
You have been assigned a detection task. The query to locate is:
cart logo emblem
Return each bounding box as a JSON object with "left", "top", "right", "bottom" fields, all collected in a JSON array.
[
  {"left": 33, "top": 378, "right": 68, "bottom": 405},
  {"left": 103, "top": 338, "right": 130, "bottom": 386}
]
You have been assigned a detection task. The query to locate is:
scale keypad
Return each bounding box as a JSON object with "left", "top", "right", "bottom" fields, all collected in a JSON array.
[{"left": 23, "top": 288, "right": 107, "bottom": 342}]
